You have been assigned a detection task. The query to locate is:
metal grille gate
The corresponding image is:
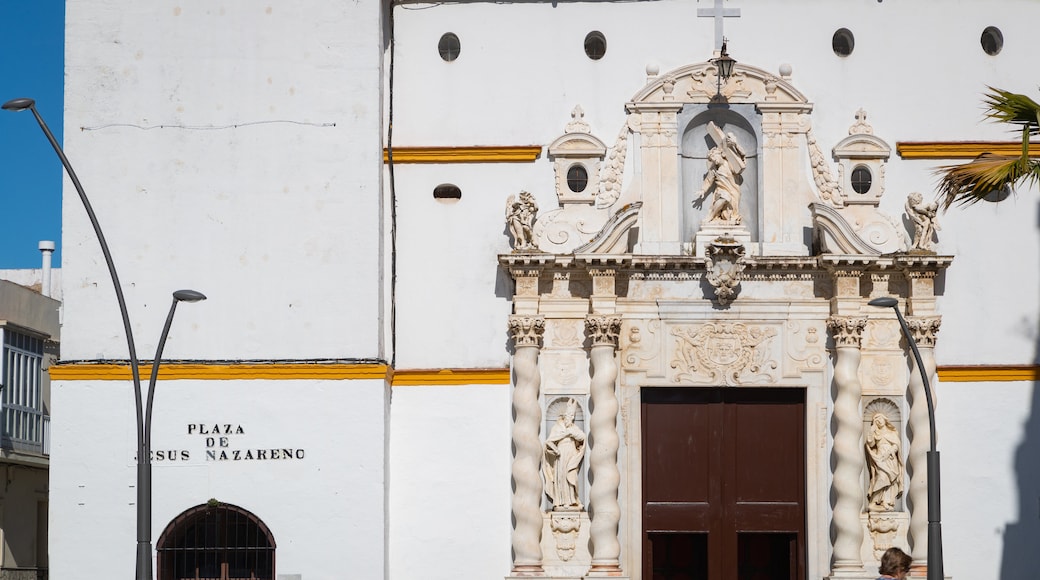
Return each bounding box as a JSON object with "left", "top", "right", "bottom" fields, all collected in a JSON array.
[{"left": 157, "top": 503, "right": 275, "bottom": 580}]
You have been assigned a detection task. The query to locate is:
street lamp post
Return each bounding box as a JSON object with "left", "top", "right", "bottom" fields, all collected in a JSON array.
[
  {"left": 868, "top": 296, "right": 943, "bottom": 580},
  {"left": 4, "top": 97, "right": 206, "bottom": 580}
]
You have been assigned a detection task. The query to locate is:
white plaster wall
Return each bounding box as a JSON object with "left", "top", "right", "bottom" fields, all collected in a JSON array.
[
  {"left": 62, "top": 0, "right": 385, "bottom": 361},
  {"left": 49, "top": 379, "right": 388, "bottom": 580},
  {"left": 392, "top": 164, "right": 549, "bottom": 368},
  {"left": 937, "top": 380, "right": 1040, "bottom": 579},
  {"left": 388, "top": 385, "right": 511, "bottom": 580},
  {"left": 391, "top": 1, "right": 1038, "bottom": 147}
]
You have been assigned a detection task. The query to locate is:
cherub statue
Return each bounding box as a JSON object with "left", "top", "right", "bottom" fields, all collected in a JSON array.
[
  {"left": 693, "top": 121, "right": 747, "bottom": 225},
  {"left": 906, "top": 192, "right": 940, "bottom": 251},
  {"left": 506, "top": 191, "right": 539, "bottom": 251}
]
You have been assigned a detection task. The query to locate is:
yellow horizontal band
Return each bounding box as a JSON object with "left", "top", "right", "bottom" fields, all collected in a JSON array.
[
  {"left": 49, "top": 362, "right": 511, "bottom": 386},
  {"left": 50, "top": 363, "right": 390, "bottom": 381},
  {"left": 896, "top": 141, "right": 1040, "bottom": 159},
  {"left": 391, "top": 368, "right": 511, "bottom": 386},
  {"left": 936, "top": 365, "right": 1039, "bottom": 382},
  {"left": 383, "top": 146, "right": 542, "bottom": 164},
  {"left": 51, "top": 362, "right": 1036, "bottom": 384}
]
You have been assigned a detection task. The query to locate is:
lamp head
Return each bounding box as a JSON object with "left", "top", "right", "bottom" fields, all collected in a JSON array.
[
  {"left": 714, "top": 39, "right": 736, "bottom": 80},
  {"left": 173, "top": 289, "right": 207, "bottom": 303},
  {"left": 2, "top": 98, "right": 36, "bottom": 112},
  {"left": 867, "top": 296, "right": 898, "bottom": 308}
]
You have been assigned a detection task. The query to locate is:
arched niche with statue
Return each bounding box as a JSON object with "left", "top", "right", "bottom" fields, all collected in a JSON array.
[{"left": 679, "top": 105, "right": 761, "bottom": 246}]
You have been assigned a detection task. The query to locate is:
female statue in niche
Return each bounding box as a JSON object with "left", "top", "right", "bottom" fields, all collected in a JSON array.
[
  {"left": 693, "top": 121, "right": 748, "bottom": 225},
  {"left": 865, "top": 412, "right": 904, "bottom": 511},
  {"left": 543, "top": 398, "right": 586, "bottom": 510}
]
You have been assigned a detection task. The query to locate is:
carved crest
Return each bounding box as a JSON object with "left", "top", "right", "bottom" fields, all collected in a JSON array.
[
  {"left": 704, "top": 235, "right": 747, "bottom": 304},
  {"left": 670, "top": 323, "right": 779, "bottom": 385}
]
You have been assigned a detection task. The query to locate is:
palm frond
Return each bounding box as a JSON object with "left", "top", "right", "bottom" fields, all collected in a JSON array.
[
  {"left": 935, "top": 154, "right": 1040, "bottom": 209},
  {"left": 936, "top": 87, "right": 1040, "bottom": 210},
  {"left": 983, "top": 86, "right": 1040, "bottom": 136}
]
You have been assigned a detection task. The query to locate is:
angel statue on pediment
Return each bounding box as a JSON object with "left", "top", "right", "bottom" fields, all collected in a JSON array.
[{"left": 506, "top": 191, "right": 539, "bottom": 251}]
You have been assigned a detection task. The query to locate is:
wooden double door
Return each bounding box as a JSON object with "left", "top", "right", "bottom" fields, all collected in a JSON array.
[{"left": 642, "top": 388, "right": 805, "bottom": 580}]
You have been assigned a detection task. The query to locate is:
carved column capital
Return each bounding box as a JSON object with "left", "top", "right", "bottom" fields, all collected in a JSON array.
[
  {"left": 585, "top": 315, "right": 622, "bottom": 348},
  {"left": 827, "top": 316, "right": 867, "bottom": 348},
  {"left": 906, "top": 316, "right": 941, "bottom": 348},
  {"left": 509, "top": 315, "right": 546, "bottom": 348}
]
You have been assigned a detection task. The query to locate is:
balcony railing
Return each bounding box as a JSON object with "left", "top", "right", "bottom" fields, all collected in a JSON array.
[{"left": 1, "top": 404, "right": 48, "bottom": 456}]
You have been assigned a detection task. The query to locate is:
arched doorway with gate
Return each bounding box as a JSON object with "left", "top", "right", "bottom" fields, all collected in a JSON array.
[{"left": 157, "top": 502, "right": 276, "bottom": 580}]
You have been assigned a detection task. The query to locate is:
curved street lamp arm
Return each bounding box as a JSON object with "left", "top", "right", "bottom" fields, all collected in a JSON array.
[{"left": 19, "top": 101, "right": 144, "bottom": 434}]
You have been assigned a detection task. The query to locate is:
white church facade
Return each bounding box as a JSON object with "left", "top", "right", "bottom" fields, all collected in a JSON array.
[{"left": 30, "top": 1, "right": 1040, "bottom": 580}]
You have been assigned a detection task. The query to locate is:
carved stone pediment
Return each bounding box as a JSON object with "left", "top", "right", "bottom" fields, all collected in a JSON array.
[
  {"left": 548, "top": 132, "right": 607, "bottom": 158},
  {"left": 631, "top": 63, "right": 808, "bottom": 105},
  {"left": 811, "top": 202, "right": 908, "bottom": 255}
]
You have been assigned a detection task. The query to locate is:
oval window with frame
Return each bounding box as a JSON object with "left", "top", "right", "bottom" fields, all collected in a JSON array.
[
  {"left": 584, "top": 31, "right": 607, "bottom": 60},
  {"left": 832, "top": 28, "right": 855, "bottom": 57},
  {"left": 850, "top": 165, "right": 872, "bottom": 194},
  {"left": 566, "top": 164, "right": 589, "bottom": 193},
  {"left": 438, "top": 33, "right": 461, "bottom": 62},
  {"left": 981, "top": 26, "right": 1003, "bottom": 56}
]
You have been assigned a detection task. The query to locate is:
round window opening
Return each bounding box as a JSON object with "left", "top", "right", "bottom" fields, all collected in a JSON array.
[
  {"left": 567, "top": 164, "right": 589, "bottom": 193},
  {"left": 433, "top": 183, "right": 462, "bottom": 200},
  {"left": 984, "top": 184, "right": 1012, "bottom": 203},
  {"left": 832, "top": 28, "right": 855, "bottom": 57},
  {"left": 584, "top": 31, "right": 607, "bottom": 60},
  {"left": 981, "top": 26, "right": 1003, "bottom": 56},
  {"left": 850, "top": 166, "right": 872, "bottom": 194},
  {"left": 438, "top": 33, "right": 461, "bottom": 62}
]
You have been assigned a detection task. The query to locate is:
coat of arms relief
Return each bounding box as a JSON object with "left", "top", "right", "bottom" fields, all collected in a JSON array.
[{"left": 669, "top": 322, "right": 779, "bottom": 385}]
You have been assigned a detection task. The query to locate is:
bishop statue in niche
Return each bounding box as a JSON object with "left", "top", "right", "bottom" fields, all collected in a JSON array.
[
  {"left": 693, "top": 121, "right": 748, "bottom": 225},
  {"left": 543, "top": 398, "right": 586, "bottom": 510}
]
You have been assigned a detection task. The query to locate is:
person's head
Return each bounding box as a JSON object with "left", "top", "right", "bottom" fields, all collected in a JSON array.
[{"left": 878, "top": 547, "right": 912, "bottom": 578}]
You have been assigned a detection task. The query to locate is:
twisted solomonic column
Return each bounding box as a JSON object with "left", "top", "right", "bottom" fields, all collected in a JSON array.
[
  {"left": 584, "top": 314, "right": 624, "bottom": 575},
  {"left": 827, "top": 316, "right": 868, "bottom": 575},
  {"left": 509, "top": 315, "right": 546, "bottom": 575},
  {"left": 905, "top": 316, "right": 941, "bottom": 571}
]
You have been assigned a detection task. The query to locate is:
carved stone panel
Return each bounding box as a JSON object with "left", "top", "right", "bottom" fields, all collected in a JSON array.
[{"left": 669, "top": 322, "right": 780, "bottom": 385}]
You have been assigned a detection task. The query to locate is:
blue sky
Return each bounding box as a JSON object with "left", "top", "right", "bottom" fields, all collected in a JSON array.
[{"left": 1, "top": 2, "right": 64, "bottom": 269}]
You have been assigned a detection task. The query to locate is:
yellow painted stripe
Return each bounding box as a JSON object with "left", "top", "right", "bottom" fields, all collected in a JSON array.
[
  {"left": 383, "top": 146, "right": 542, "bottom": 164},
  {"left": 48, "top": 363, "right": 511, "bottom": 385},
  {"left": 391, "top": 368, "right": 511, "bottom": 386},
  {"left": 50, "top": 363, "right": 390, "bottom": 381},
  {"left": 937, "top": 365, "right": 1039, "bottom": 382},
  {"left": 896, "top": 141, "right": 1040, "bottom": 159}
]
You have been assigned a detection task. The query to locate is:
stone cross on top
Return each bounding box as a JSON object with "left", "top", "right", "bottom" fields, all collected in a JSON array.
[{"left": 698, "top": 0, "right": 741, "bottom": 51}]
